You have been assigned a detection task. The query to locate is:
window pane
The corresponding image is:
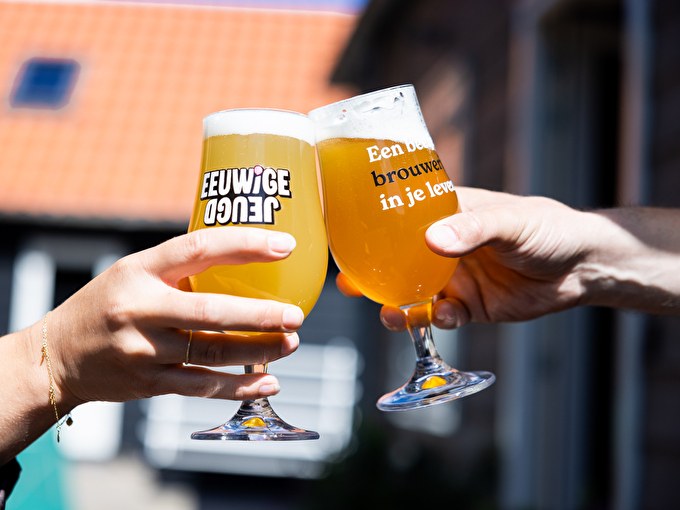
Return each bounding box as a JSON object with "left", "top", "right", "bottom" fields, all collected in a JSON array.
[{"left": 11, "top": 57, "right": 80, "bottom": 109}]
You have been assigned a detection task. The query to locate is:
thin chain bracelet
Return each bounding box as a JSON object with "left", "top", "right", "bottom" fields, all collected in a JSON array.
[{"left": 40, "top": 312, "right": 73, "bottom": 442}]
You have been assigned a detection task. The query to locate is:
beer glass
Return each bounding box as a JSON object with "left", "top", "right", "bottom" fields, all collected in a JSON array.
[
  {"left": 187, "top": 109, "right": 327, "bottom": 439},
  {"left": 309, "top": 85, "right": 495, "bottom": 411}
]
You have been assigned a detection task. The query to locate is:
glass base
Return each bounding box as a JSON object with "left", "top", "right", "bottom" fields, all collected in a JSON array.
[
  {"left": 191, "top": 397, "right": 319, "bottom": 441},
  {"left": 376, "top": 357, "right": 496, "bottom": 411}
]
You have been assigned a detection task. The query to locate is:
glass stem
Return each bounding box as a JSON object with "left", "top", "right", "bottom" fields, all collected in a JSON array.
[
  {"left": 244, "top": 364, "right": 269, "bottom": 404},
  {"left": 402, "top": 300, "right": 441, "bottom": 361}
]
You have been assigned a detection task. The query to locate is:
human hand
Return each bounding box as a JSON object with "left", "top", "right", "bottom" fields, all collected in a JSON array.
[
  {"left": 40, "top": 227, "right": 305, "bottom": 412},
  {"left": 338, "top": 187, "right": 594, "bottom": 330}
]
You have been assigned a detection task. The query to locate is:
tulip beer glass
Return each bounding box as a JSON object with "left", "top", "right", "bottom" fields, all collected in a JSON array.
[
  {"left": 309, "top": 85, "right": 494, "bottom": 411},
  {"left": 188, "top": 109, "right": 327, "bottom": 439}
]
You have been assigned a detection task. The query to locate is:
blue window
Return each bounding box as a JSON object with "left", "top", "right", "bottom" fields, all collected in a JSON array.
[{"left": 11, "top": 58, "right": 80, "bottom": 109}]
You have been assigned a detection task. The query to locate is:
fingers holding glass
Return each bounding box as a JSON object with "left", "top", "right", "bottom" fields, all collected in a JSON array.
[
  {"left": 335, "top": 272, "right": 364, "bottom": 298},
  {"left": 140, "top": 227, "right": 298, "bottom": 286},
  {"left": 176, "top": 330, "right": 299, "bottom": 367},
  {"left": 154, "top": 366, "right": 282, "bottom": 401}
]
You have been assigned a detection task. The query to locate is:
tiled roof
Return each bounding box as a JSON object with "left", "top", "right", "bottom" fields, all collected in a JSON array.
[{"left": 0, "top": 1, "right": 357, "bottom": 224}]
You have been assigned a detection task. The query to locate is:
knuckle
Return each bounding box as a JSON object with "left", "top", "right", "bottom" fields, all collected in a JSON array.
[
  {"left": 192, "top": 294, "right": 217, "bottom": 324},
  {"left": 194, "top": 376, "right": 224, "bottom": 399},
  {"left": 115, "top": 336, "right": 139, "bottom": 358},
  {"left": 202, "top": 340, "right": 227, "bottom": 366},
  {"left": 464, "top": 212, "right": 485, "bottom": 243},
  {"left": 184, "top": 229, "right": 212, "bottom": 263},
  {"left": 98, "top": 258, "right": 146, "bottom": 328},
  {"left": 143, "top": 373, "right": 166, "bottom": 397},
  {"left": 232, "top": 386, "right": 248, "bottom": 401},
  {"left": 240, "top": 228, "right": 266, "bottom": 256},
  {"left": 529, "top": 195, "right": 559, "bottom": 208},
  {"left": 256, "top": 302, "right": 280, "bottom": 330},
  {"left": 103, "top": 297, "right": 133, "bottom": 331},
  {"left": 101, "top": 297, "right": 135, "bottom": 334}
]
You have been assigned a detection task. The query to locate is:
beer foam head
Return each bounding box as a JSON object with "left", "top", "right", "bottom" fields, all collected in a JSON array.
[
  {"left": 308, "top": 84, "right": 434, "bottom": 149},
  {"left": 203, "top": 109, "right": 315, "bottom": 145}
]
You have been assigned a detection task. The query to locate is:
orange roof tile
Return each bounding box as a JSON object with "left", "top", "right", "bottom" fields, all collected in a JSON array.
[{"left": 0, "top": 1, "right": 357, "bottom": 224}]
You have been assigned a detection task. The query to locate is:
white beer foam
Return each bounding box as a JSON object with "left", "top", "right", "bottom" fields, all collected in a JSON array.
[
  {"left": 308, "top": 85, "right": 435, "bottom": 149},
  {"left": 203, "top": 109, "right": 315, "bottom": 146}
]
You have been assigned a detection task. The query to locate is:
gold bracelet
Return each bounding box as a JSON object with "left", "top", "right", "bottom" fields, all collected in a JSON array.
[{"left": 40, "top": 312, "right": 73, "bottom": 442}]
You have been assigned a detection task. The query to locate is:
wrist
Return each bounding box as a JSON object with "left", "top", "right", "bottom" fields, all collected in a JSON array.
[
  {"left": 15, "top": 321, "right": 56, "bottom": 420},
  {"left": 576, "top": 208, "right": 680, "bottom": 313},
  {"left": 40, "top": 313, "right": 78, "bottom": 435},
  {"left": 0, "top": 322, "right": 58, "bottom": 463}
]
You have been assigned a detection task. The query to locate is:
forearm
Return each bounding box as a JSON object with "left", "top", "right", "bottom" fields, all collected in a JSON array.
[
  {"left": 577, "top": 207, "right": 680, "bottom": 313},
  {"left": 0, "top": 322, "right": 59, "bottom": 465}
]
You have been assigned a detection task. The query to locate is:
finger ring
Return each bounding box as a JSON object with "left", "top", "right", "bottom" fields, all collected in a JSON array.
[{"left": 184, "top": 330, "right": 193, "bottom": 365}]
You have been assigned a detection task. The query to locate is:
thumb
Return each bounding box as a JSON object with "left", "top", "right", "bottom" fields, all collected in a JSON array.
[{"left": 426, "top": 209, "right": 521, "bottom": 257}]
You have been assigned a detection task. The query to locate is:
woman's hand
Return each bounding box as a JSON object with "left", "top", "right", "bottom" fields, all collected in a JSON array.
[
  {"left": 1, "top": 227, "right": 306, "bottom": 463},
  {"left": 42, "top": 227, "right": 305, "bottom": 410}
]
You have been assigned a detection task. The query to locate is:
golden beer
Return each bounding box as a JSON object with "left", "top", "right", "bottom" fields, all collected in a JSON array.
[
  {"left": 316, "top": 136, "right": 459, "bottom": 308},
  {"left": 188, "top": 113, "right": 327, "bottom": 316},
  {"left": 311, "top": 85, "right": 494, "bottom": 412},
  {"left": 188, "top": 108, "right": 326, "bottom": 440}
]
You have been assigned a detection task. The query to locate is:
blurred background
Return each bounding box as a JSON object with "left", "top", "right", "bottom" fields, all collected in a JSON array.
[{"left": 1, "top": 0, "right": 679, "bottom": 508}]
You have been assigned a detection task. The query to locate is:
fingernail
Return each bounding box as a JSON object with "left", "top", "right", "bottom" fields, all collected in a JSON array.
[
  {"left": 380, "top": 314, "right": 400, "bottom": 331},
  {"left": 268, "top": 233, "right": 296, "bottom": 254},
  {"left": 428, "top": 224, "right": 457, "bottom": 249},
  {"left": 282, "top": 306, "right": 304, "bottom": 330},
  {"left": 434, "top": 300, "right": 456, "bottom": 326},
  {"left": 282, "top": 333, "right": 300, "bottom": 354},
  {"left": 258, "top": 378, "right": 280, "bottom": 396}
]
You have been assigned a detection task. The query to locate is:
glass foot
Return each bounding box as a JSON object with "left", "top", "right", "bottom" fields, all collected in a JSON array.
[
  {"left": 377, "top": 357, "right": 495, "bottom": 411},
  {"left": 191, "top": 397, "right": 319, "bottom": 441}
]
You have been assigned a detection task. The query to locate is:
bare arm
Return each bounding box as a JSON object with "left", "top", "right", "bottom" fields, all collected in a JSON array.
[
  {"left": 353, "top": 187, "right": 680, "bottom": 330},
  {"left": 0, "top": 227, "right": 304, "bottom": 465},
  {"left": 578, "top": 206, "right": 680, "bottom": 312}
]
